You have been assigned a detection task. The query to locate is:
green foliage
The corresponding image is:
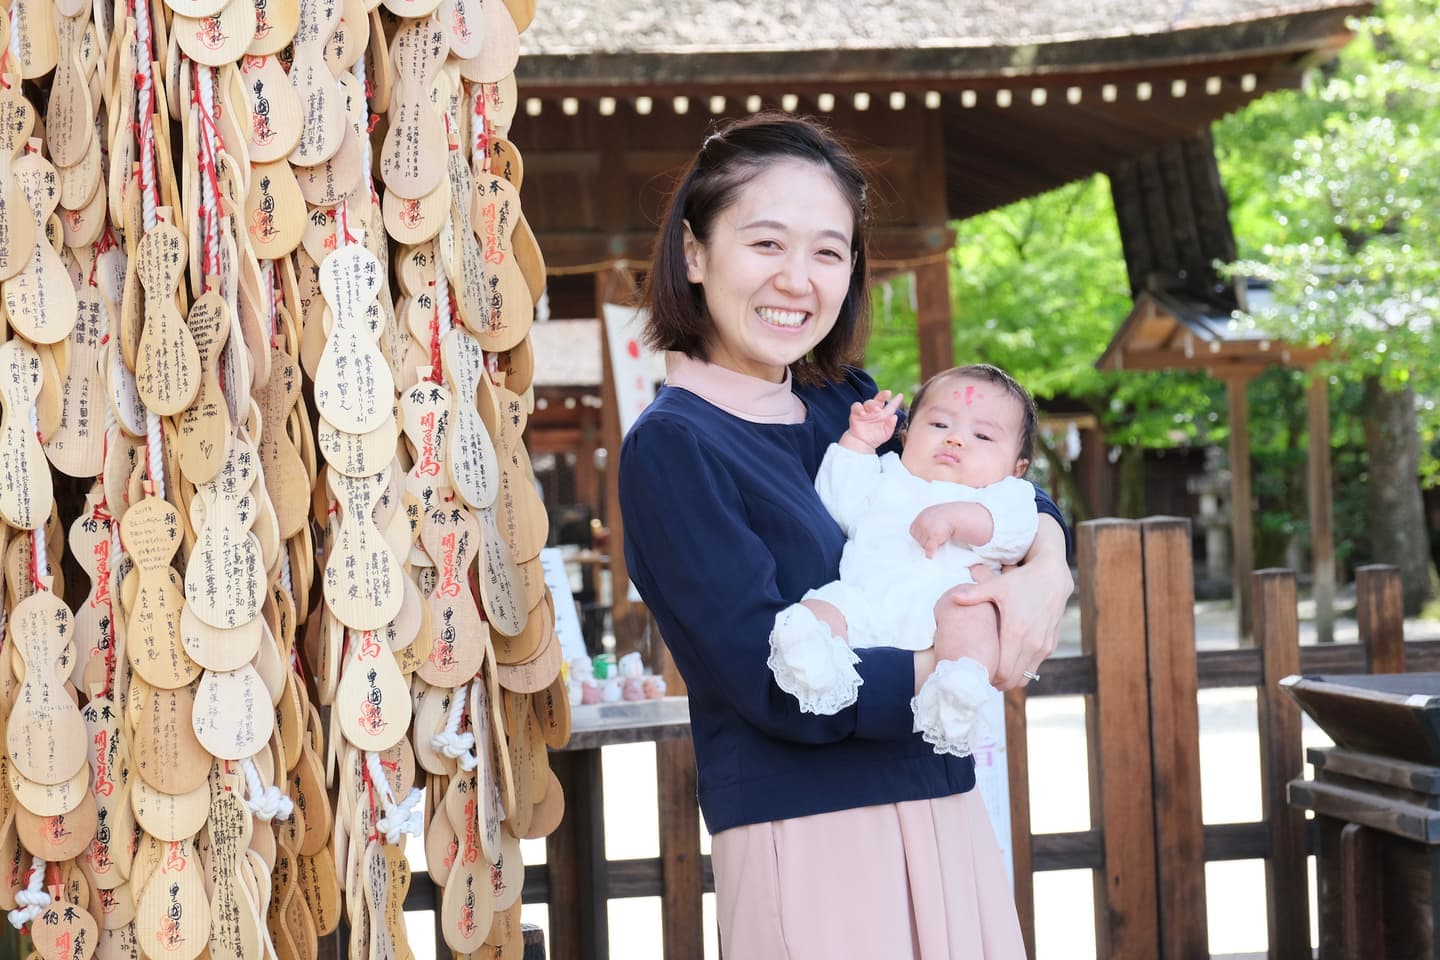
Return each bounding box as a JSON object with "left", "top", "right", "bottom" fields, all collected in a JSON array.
[
  {"left": 1217, "top": 0, "right": 1440, "bottom": 476},
  {"left": 866, "top": 176, "right": 1225, "bottom": 454}
]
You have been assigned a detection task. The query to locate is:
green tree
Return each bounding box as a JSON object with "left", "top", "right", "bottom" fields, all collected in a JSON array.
[{"left": 1216, "top": 0, "right": 1440, "bottom": 612}]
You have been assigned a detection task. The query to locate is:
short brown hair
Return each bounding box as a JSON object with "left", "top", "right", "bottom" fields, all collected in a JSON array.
[
  {"left": 908, "top": 364, "right": 1038, "bottom": 467},
  {"left": 641, "top": 114, "right": 871, "bottom": 385}
]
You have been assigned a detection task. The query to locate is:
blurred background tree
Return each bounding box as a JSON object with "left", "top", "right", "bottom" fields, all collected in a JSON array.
[{"left": 867, "top": 0, "right": 1439, "bottom": 608}]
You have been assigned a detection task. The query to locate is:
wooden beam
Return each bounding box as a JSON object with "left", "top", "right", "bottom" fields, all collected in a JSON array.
[
  {"left": 1227, "top": 375, "right": 1255, "bottom": 640},
  {"left": 1141, "top": 518, "right": 1208, "bottom": 959},
  {"left": 914, "top": 259, "right": 953, "bottom": 382},
  {"left": 1306, "top": 373, "right": 1335, "bottom": 644},
  {"left": 1252, "top": 569, "right": 1310, "bottom": 960},
  {"left": 1077, "top": 519, "right": 1159, "bottom": 959},
  {"left": 595, "top": 267, "right": 639, "bottom": 643},
  {"left": 1100, "top": 346, "right": 1331, "bottom": 373}
]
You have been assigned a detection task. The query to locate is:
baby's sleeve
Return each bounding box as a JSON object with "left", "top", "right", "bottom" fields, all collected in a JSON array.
[
  {"left": 971, "top": 477, "right": 1039, "bottom": 565},
  {"left": 813, "top": 443, "right": 884, "bottom": 537}
]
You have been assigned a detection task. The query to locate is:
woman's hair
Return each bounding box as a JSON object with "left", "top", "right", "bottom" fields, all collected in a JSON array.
[
  {"left": 642, "top": 113, "right": 872, "bottom": 385},
  {"left": 908, "top": 363, "right": 1039, "bottom": 467}
]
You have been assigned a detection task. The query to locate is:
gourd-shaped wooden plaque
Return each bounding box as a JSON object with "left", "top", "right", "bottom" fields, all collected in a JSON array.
[
  {"left": 0, "top": 87, "right": 38, "bottom": 281},
  {"left": 380, "top": 17, "right": 448, "bottom": 200},
  {"left": 439, "top": 329, "right": 499, "bottom": 510},
  {"left": 134, "top": 839, "right": 211, "bottom": 960},
  {"left": 287, "top": 0, "right": 344, "bottom": 166},
  {"left": 4, "top": 149, "right": 80, "bottom": 345},
  {"left": 175, "top": 289, "right": 233, "bottom": 485},
  {"left": 322, "top": 469, "right": 403, "bottom": 630},
  {"left": 468, "top": 172, "right": 533, "bottom": 352},
  {"left": 184, "top": 438, "right": 265, "bottom": 629},
  {"left": 121, "top": 497, "right": 201, "bottom": 689},
  {"left": 313, "top": 243, "right": 393, "bottom": 434},
  {"left": 417, "top": 505, "right": 485, "bottom": 688},
  {"left": 134, "top": 222, "right": 202, "bottom": 416},
  {"left": 6, "top": 590, "right": 88, "bottom": 786},
  {"left": 334, "top": 627, "right": 410, "bottom": 751},
  {"left": 44, "top": 250, "right": 108, "bottom": 478},
  {"left": 0, "top": 339, "right": 55, "bottom": 530}
]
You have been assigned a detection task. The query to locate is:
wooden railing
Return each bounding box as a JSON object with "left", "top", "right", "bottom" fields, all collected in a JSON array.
[{"left": 404, "top": 515, "right": 1440, "bottom": 959}]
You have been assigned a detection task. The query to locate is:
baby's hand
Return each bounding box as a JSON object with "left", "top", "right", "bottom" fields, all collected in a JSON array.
[
  {"left": 840, "top": 390, "right": 903, "bottom": 453},
  {"left": 910, "top": 504, "right": 956, "bottom": 558}
]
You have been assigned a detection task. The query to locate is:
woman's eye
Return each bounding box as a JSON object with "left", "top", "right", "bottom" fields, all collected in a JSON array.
[
  {"left": 817, "top": 248, "right": 845, "bottom": 260},
  {"left": 752, "top": 240, "right": 780, "bottom": 250}
]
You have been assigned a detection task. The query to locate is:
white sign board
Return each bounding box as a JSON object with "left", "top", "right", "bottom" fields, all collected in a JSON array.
[
  {"left": 539, "top": 547, "right": 588, "bottom": 664},
  {"left": 602, "top": 302, "right": 660, "bottom": 437}
]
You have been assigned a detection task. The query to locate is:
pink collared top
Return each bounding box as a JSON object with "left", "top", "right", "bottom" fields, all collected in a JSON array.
[{"left": 663, "top": 351, "right": 808, "bottom": 426}]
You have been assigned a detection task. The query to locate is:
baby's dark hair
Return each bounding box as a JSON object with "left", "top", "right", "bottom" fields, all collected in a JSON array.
[{"left": 907, "top": 363, "right": 1038, "bottom": 467}]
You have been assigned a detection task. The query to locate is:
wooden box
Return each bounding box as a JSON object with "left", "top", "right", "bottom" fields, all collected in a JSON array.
[{"left": 1284, "top": 673, "right": 1440, "bottom": 959}]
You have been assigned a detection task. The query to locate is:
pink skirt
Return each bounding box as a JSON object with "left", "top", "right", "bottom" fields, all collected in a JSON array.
[{"left": 711, "top": 790, "right": 1026, "bottom": 959}]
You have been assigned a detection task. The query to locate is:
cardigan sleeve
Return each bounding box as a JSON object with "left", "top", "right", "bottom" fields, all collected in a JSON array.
[{"left": 620, "top": 417, "right": 920, "bottom": 744}]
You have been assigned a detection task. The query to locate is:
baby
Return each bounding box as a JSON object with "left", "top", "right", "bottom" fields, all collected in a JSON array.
[{"left": 767, "top": 363, "right": 1039, "bottom": 756}]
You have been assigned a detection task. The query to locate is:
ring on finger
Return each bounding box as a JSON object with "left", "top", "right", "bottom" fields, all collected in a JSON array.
[{"left": 1023, "top": 670, "right": 1041, "bottom": 682}]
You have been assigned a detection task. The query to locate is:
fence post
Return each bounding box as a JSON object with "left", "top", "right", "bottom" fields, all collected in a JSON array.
[
  {"left": 1079, "top": 519, "right": 1158, "bottom": 959},
  {"left": 1141, "top": 518, "right": 1208, "bottom": 959},
  {"left": 1252, "top": 569, "right": 1309, "bottom": 959},
  {"left": 1356, "top": 565, "right": 1406, "bottom": 674},
  {"left": 1005, "top": 687, "right": 1035, "bottom": 960}
]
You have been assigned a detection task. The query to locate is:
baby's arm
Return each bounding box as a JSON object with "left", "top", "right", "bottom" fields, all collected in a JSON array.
[
  {"left": 910, "top": 502, "right": 995, "bottom": 558},
  {"left": 838, "top": 390, "right": 903, "bottom": 454}
]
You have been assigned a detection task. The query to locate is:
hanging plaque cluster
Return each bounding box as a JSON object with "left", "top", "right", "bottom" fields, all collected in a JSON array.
[{"left": 0, "top": 0, "right": 569, "bottom": 955}]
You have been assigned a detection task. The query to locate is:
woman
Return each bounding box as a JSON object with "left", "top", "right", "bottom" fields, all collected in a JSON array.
[{"left": 619, "top": 114, "right": 1073, "bottom": 959}]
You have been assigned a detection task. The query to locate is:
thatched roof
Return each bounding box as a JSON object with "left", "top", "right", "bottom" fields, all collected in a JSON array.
[
  {"left": 518, "top": 0, "right": 1368, "bottom": 88},
  {"left": 524, "top": 0, "right": 1357, "bottom": 54}
]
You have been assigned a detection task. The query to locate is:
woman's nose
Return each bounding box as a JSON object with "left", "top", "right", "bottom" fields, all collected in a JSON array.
[{"left": 774, "top": 255, "right": 808, "bottom": 292}]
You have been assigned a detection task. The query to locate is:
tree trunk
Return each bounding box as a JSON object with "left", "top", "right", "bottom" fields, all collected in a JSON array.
[
  {"left": 1363, "top": 376, "right": 1432, "bottom": 615},
  {"left": 1115, "top": 445, "right": 1146, "bottom": 519}
]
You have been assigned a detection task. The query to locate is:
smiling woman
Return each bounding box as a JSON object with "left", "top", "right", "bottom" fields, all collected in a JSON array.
[{"left": 620, "top": 114, "right": 1073, "bottom": 959}]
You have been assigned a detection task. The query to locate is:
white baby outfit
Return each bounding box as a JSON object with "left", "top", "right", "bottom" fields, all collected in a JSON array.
[{"left": 768, "top": 443, "right": 1038, "bottom": 756}]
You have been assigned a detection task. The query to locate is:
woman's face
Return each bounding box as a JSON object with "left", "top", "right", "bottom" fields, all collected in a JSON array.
[{"left": 683, "top": 160, "right": 855, "bottom": 383}]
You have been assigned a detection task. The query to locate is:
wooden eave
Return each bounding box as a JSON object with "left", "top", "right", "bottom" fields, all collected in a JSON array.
[{"left": 1097, "top": 290, "right": 1331, "bottom": 376}]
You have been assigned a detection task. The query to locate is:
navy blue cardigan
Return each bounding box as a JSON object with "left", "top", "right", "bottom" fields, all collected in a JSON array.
[{"left": 620, "top": 368, "right": 1068, "bottom": 833}]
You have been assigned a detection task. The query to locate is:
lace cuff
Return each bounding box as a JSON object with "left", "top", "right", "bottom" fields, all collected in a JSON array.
[
  {"left": 910, "top": 657, "right": 992, "bottom": 757},
  {"left": 767, "top": 604, "right": 863, "bottom": 715}
]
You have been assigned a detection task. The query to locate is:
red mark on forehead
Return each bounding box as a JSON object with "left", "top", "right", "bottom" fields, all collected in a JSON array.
[{"left": 964, "top": 386, "right": 976, "bottom": 405}]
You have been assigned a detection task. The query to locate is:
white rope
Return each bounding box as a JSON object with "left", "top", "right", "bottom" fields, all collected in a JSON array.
[
  {"left": 364, "top": 751, "right": 423, "bottom": 845},
  {"left": 429, "top": 683, "right": 477, "bottom": 771},
  {"left": 351, "top": 57, "right": 372, "bottom": 182},
  {"left": 132, "top": 0, "right": 158, "bottom": 234},
  {"left": 434, "top": 259, "right": 453, "bottom": 339},
  {"left": 7, "top": 858, "right": 50, "bottom": 929},
  {"left": 197, "top": 65, "right": 221, "bottom": 278},
  {"left": 241, "top": 757, "right": 293, "bottom": 821},
  {"left": 279, "top": 547, "right": 293, "bottom": 599}
]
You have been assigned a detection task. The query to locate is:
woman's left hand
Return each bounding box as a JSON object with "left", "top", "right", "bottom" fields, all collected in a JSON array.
[{"left": 936, "top": 515, "right": 1073, "bottom": 690}]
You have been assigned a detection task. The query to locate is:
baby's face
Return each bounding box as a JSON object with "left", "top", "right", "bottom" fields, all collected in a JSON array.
[{"left": 900, "top": 374, "right": 1027, "bottom": 486}]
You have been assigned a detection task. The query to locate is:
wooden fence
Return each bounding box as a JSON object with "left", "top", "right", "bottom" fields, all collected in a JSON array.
[{"left": 416, "top": 515, "right": 1440, "bottom": 959}]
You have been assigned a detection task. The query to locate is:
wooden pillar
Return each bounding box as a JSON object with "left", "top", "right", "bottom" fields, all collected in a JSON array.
[
  {"left": 914, "top": 259, "right": 953, "bottom": 382},
  {"left": 547, "top": 749, "right": 609, "bottom": 960},
  {"left": 1306, "top": 372, "right": 1335, "bottom": 644},
  {"left": 1253, "top": 569, "right": 1309, "bottom": 960},
  {"left": 595, "top": 266, "right": 638, "bottom": 640},
  {"left": 1227, "top": 374, "right": 1255, "bottom": 640},
  {"left": 1356, "top": 565, "right": 1405, "bottom": 673},
  {"left": 1141, "top": 518, "right": 1208, "bottom": 959},
  {"left": 1004, "top": 688, "right": 1035, "bottom": 960},
  {"left": 1078, "top": 519, "right": 1158, "bottom": 959}
]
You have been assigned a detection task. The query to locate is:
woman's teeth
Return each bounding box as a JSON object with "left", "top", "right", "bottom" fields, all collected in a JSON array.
[{"left": 757, "top": 307, "right": 806, "bottom": 328}]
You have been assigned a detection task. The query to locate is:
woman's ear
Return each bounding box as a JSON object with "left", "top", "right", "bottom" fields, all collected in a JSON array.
[{"left": 682, "top": 220, "right": 704, "bottom": 284}]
